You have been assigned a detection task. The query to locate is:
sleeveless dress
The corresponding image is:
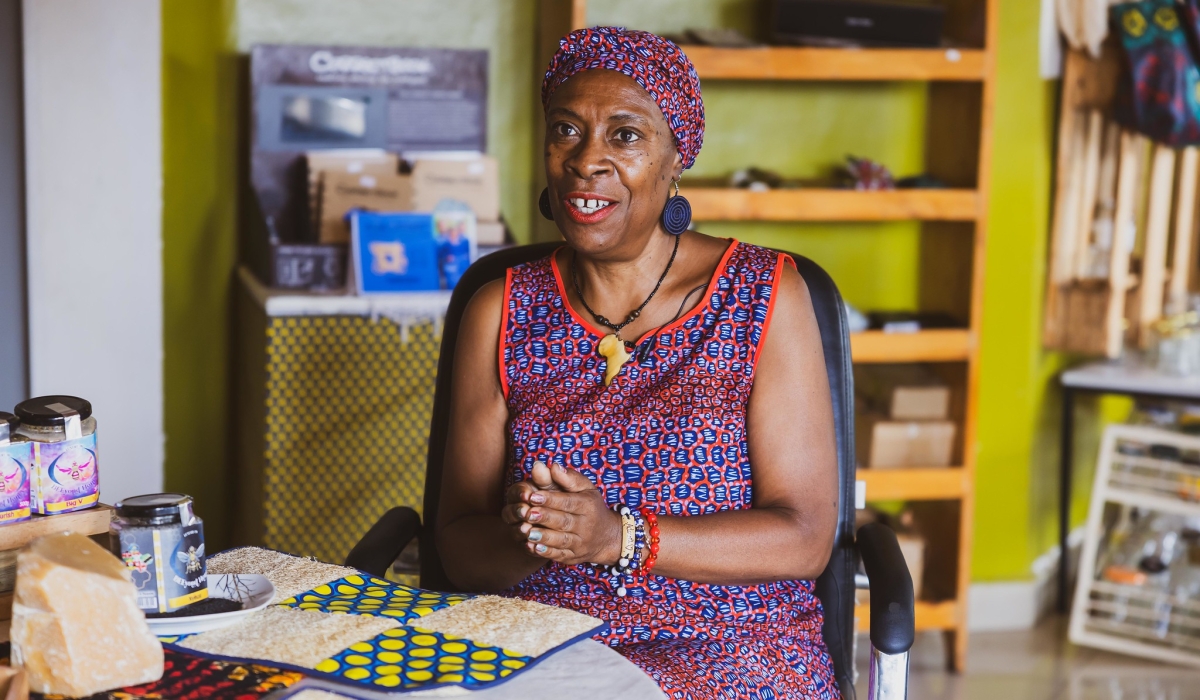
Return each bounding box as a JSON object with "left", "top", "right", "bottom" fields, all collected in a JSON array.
[{"left": 498, "top": 241, "right": 840, "bottom": 700}]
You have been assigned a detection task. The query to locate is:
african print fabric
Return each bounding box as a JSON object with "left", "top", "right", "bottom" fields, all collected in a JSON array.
[
  {"left": 500, "top": 241, "right": 840, "bottom": 700},
  {"left": 542, "top": 27, "right": 705, "bottom": 169}
]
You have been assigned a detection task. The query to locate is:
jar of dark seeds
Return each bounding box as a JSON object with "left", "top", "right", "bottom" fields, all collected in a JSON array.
[{"left": 111, "top": 493, "right": 208, "bottom": 614}]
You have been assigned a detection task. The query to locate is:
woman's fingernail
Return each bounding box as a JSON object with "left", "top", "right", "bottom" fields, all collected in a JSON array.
[
  {"left": 528, "top": 529, "right": 543, "bottom": 542},
  {"left": 528, "top": 510, "right": 541, "bottom": 522},
  {"left": 518, "top": 505, "right": 528, "bottom": 519},
  {"left": 530, "top": 492, "right": 546, "bottom": 504},
  {"left": 535, "top": 544, "right": 548, "bottom": 554},
  {"left": 533, "top": 460, "right": 546, "bottom": 470}
]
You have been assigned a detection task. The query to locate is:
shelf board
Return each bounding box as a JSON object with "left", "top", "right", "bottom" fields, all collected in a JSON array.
[
  {"left": 850, "top": 329, "right": 972, "bottom": 363},
  {"left": 856, "top": 600, "right": 958, "bottom": 632},
  {"left": 685, "top": 188, "right": 979, "bottom": 222},
  {"left": 857, "top": 467, "right": 967, "bottom": 501},
  {"left": 683, "top": 46, "right": 987, "bottom": 82},
  {"left": 0, "top": 504, "right": 113, "bottom": 551}
]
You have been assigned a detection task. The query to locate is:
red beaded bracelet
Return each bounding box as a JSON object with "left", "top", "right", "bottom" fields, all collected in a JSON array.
[{"left": 641, "top": 509, "right": 660, "bottom": 575}]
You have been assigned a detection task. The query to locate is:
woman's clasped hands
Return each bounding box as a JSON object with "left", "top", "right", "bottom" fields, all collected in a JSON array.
[{"left": 501, "top": 460, "right": 622, "bottom": 567}]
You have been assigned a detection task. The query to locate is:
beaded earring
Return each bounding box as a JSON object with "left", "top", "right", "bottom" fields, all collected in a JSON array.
[
  {"left": 539, "top": 188, "right": 554, "bottom": 221},
  {"left": 660, "top": 180, "right": 691, "bottom": 235}
]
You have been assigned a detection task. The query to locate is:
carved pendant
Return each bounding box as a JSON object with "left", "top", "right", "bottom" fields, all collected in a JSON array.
[{"left": 597, "top": 334, "right": 631, "bottom": 386}]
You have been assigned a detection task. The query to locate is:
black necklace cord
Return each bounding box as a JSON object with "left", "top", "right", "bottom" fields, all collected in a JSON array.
[
  {"left": 571, "top": 233, "right": 680, "bottom": 340},
  {"left": 636, "top": 281, "right": 708, "bottom": 363}
]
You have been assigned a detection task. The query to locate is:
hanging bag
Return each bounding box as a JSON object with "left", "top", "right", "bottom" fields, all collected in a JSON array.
[{"left": 1111, "top": 0, "right": 1200, "bottom": 145}]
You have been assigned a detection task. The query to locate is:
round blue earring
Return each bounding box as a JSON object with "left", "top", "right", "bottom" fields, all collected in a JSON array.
[
  {"left": 661, "top": 181, "right": 691, "bottom": 235},
  {"left": 539, "top": 188, "right": 554, "bottom": 221}
]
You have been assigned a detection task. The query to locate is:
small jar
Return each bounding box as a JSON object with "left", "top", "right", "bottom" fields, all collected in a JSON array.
[
  {"left": 14, "top": 396, "right": 99, "bottom": 515},
  {"left": 0, "top": 412, "right": 31, "bottom": 525},
  {"left": 111, "top": 493, "right": 208, "bottom": 614}
]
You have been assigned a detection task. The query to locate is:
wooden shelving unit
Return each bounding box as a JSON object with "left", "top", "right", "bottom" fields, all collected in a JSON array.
[
  {"left": 683, "top": 45, "right": 987, "bottom": 82},
  {"left": 685, "top": 188, "right": 980, "bottom": 222},
  {"left": 539, "top": 0, "right": 994, "bottom": 672}
]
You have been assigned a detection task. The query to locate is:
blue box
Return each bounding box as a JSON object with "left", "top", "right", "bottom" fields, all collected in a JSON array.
[{"left": 350, "top": 211, "right": 441, "bottom": 293}]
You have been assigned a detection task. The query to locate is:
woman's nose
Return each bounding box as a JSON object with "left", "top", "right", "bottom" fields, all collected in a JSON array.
[{"left": 565, "top": 132, "right": 612, "bottom": 180}]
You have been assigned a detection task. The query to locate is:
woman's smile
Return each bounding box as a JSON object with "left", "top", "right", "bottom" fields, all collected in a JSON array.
[{"left": 563, "top": 191, "right": 619, "bottom": 223}]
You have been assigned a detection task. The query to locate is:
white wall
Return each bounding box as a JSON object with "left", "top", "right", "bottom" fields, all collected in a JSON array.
[{"left": 23, "top": 0, "right": 163, "bottom": 504}]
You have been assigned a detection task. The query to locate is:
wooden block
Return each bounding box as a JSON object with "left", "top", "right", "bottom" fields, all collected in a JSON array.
[
  {"left": 0, "top": 505, "right": 113, "bottom": 552},
  {"left": 1107, "top": 131, "right": 1145, "bottom": 357},
  {"left": 1073, "top": 110, "right": 1105, "bottom": 279},
  {"left": 1138, "top": 144, "right": 1177, "bottom": 347},
  {"left": 1169, "top": 147, "right": 1200, "bottom": 314}
]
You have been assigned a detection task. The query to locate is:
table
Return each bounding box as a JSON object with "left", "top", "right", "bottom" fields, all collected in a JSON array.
[
  {"left": 1058, "top": 359, "right": 1200, "bottom": 611},
  {"left": 275, "top": 640, "right": 666, "bottom": 699}
]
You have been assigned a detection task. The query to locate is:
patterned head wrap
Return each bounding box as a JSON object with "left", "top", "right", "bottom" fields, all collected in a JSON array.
[{"left": 541, "top": 27, "right": 705, "bottom": 169}]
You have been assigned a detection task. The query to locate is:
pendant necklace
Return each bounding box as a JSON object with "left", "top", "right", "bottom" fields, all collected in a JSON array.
[{"left": 571, "top": 234, "right": 679, "bottom": 386}]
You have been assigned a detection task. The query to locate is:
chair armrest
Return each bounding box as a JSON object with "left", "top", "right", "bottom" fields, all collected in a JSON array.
[
  {"left": 345, "top": 507, "right": 422, "bottom": 578},
  {"left": 856, "top": 522, "right": 915, "bottom": 655}
]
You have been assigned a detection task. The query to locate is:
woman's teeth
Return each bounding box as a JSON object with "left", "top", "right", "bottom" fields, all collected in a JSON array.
[{"left": 570, "top": 198, "right": 612, "bottom": 215}]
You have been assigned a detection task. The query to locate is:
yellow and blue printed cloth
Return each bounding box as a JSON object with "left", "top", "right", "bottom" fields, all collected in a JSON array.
[{"left": 165, "top": 549, "right": 605, "bottom": 694}]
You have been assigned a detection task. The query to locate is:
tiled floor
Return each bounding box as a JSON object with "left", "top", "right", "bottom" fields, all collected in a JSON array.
[{"left": 853, "top": 615, "right": 1200, "bottom": 700}]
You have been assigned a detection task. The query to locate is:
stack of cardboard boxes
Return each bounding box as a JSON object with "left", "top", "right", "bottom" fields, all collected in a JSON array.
[
  {"left": 309, "top": 150, "right": 506, "bottom": 247},
  {"left": 855, "top": 366, "right": 956, "bottom": 469}
]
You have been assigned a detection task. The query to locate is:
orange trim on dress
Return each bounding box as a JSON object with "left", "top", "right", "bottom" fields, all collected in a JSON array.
[
  {"left": 498, "top": 267, "right": 514, "bottom": 401},
  {"left": 548, "top": 239, "right": 741, "bottom": 345},
  {"left": 752, "top": 252, "right": 795, "bottom": 377}
]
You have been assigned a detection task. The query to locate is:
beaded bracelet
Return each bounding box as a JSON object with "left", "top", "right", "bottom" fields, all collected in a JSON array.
[
  {"left": 641, "top": 509, "right": 660, "bottom": 575},
  {"left": 607, "top": 505, "right": 646, "bottom": 596}
]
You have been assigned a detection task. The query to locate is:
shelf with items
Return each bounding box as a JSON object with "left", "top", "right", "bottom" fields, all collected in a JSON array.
[
  {"left": 682, "top": 46, "right": 987, "bottom": 82},
  {"left": 850, "top": 329, "right": 972, "bottom": 363},
  {"left": 857, "top": 467, "right": 968, "bottom": 501},
  {"left": 856, "top": 600, "right": 958, "bottom": 632},
  {"left": 685, "top": 187, "right": 980, "bottom": 222}
]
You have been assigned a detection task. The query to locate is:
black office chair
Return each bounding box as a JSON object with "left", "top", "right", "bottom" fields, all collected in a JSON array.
[{"left": 346, "top": 243, "right": 915, "bottom": 700}]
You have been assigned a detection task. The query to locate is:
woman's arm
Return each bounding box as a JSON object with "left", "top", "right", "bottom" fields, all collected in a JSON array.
[
  {"left": 516, "top": 262, "right": 839, "bottom": 584},
  {"left": 435, "top": 279, "right": 548, "bottom": 591}
]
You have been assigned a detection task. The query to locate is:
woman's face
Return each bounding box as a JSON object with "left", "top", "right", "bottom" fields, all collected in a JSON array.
[{"left": 544, "top": 70, "right": 683, "bottom": 256}]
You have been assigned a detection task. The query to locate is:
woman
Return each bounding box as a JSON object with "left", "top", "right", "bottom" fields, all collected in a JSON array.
[{"left": 436, "top": 27, "right": 840, "bottom": 699}]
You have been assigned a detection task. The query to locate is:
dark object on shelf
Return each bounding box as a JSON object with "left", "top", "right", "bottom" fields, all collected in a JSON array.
[
  {"left": 731, "top": 167, "right": 785, "bottom": 190},
  {"left": 838, "top": 155, "right": 894, "bottom": 190},
  {"left": 866, "top": 311, "right": 959, "bottom": 332},
  {"left": 146, "top": 597, "right": 243, "bottom": 619},
  {"left": 895, "top": 174, "right": 945, "bottom": 189},
  {"left": 770, "top": 0, "right": 945, "bottom": 48},
  {"left": 685, "top": 28, "right": 763, "bottom": 47},
  {"left": 270, "top": 243, "right": 348, "bottom": 291}
]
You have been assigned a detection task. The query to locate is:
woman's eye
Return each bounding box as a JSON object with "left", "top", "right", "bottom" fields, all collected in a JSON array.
[
  {"left": 615, "top": 129, "right": 640, "bottom": 144},
  {"left": 555, "top": 123, "right": 578, "bottom": 137}
]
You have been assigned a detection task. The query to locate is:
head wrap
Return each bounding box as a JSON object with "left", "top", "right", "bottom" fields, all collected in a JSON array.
[{"left": 541, "top": 27, "right": 705, "bottom": 169}]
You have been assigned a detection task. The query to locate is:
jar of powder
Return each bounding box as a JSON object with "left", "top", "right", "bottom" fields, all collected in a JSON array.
[
  {"left": 14, "top": 396, "right": 99, "bottom": 515},
  {"left": 0, "top": 412, "right": 31, "bottom": 525},
  {"left": 111, "top": 493, "right": 208, "bottom": 614}
]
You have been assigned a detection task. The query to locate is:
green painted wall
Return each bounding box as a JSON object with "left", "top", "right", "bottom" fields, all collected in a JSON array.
[{"left": 162, "top": 0, "right": 239, "bottom": 548}]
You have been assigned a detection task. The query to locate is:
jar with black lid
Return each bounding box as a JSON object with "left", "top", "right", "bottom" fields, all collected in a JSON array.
[
  {"left": 14, "top": 395, "right": 99, "bottom": 515},
  {"left": 111, "top": 493, "right": 208, "bottom": 614},
  {"left": 0, "top": 412, "right": 31, "bottom": 525}
]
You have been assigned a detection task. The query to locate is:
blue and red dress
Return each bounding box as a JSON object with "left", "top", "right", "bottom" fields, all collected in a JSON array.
[{"left": 499, "top": 241, "right": 839, "bottom": 700}]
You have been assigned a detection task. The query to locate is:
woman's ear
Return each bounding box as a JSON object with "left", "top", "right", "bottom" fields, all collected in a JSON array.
[{"left": 670, "top": 151, "right": 684, "bottom": 183}]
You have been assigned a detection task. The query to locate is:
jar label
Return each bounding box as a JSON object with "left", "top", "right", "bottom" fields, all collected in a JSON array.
[
  {"left": 119, "top": 521, "right": 208, "bottom": 613},
  {"left": 0, "top": 443, "right": 31, "bottom": 524},
  {"left": 30, "top": 433, "right": 99, "bottom": 515}
]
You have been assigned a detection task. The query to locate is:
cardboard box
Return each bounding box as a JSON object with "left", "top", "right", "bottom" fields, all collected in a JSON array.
[
  {"left": 855, "top": 364, "right": 950, "bottom": 420},
  {"left": 476, "top": 220, "right": 507, "bottom": 246},
  {"left": 891, "top": 386, "right": 951, "bottom": 420},
  {"left": 319, "top": 172, "right": 413, "bottom": 244},
  {"left": 307, "top": 150, "right": 400, "bottom": 232},
  {"left": 857, "top": 414, "right": 956, "bottom": 468},
  {"left": 411, "top": 157, "right": 500, "bottom": 222}
]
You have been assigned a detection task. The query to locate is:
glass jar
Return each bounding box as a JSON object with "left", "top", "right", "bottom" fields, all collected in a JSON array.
[
  {"left": 0, "top": 412, "right": 31, "bottom": 525},
  {"left": 14, "top": 395, "right": 99, "bottom": 515},
  {"left": 111, "top": 493, "right": 208, "bottom": 614}
]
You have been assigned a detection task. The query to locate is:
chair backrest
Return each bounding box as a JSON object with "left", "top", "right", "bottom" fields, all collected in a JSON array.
[{"left": 419, "top": 243, "right": 856, "bottom": 699}]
